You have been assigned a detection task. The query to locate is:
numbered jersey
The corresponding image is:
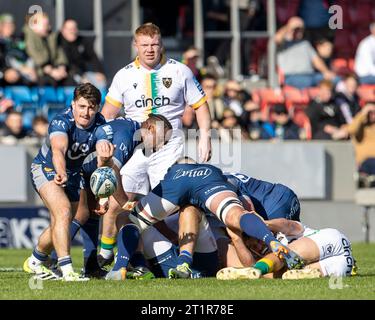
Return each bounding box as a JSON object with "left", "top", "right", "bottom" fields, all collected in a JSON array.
[
  {"left": 34, "top": 107, "right": 109, "bottom": 172},
  {"left": 225, "top": 172, "right": 300, "bottom": 221},
  {"left": 105, "top": 56, "right": 206, "bottom": 130}
]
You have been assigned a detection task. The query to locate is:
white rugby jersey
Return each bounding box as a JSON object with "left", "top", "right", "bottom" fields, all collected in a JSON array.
[{"left": 105, "top": 55, "right": 207, "bottom": 130}]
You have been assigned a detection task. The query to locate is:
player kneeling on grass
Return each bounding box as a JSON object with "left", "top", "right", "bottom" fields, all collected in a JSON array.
[
  {"left": 216, "top": 218, "right": 355, "bottom": 280},
  {"left": 105, "top": 157, "right": 304, "bottom": 280},
  {"left": 24, "top": 83, "right": 114, "bottom": 281}
]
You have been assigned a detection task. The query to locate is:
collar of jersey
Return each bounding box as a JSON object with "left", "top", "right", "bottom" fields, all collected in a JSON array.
[{"left": 134, "top": 54, "right": 167, "bottom": 70}]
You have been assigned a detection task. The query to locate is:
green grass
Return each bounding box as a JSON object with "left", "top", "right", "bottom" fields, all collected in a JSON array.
[{"left": 1, "top": 244, "right": 375, "bottom": 300}]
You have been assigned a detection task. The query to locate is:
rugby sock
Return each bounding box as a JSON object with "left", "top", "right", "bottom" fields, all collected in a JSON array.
[
  {"left": 81, "top": 217, "right": 100, "bottom": 260},
  {"left": 50, "top": 219, "right": 82, "bottom": 262},
  {"left": 30, "top": 248, "right": 48, "bottom": 267},
  {"left": 112, "top": 224, "right": 140, "bottom": 271},
  {"left": 58, "top": 256, "right": 74, "bottom": 276},
  {"left": 177, "top": 250, "right": 193, "bottom": 267},
  {"left": 129, "top": 251, "right": 148, "bottom": 268},
  {"left": 100, "top": 236, "right": 116, "bottom": 259},
  {"left": 239, "top": 213, "right": 278, "bottom": 247},
  {"left": 254, "top": 258, "right": 274, "bottom": 275}
]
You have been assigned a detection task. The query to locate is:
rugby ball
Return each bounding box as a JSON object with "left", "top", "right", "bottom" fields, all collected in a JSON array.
[{"left": 90, "top": 167, "right": 117, "bottom": 198}]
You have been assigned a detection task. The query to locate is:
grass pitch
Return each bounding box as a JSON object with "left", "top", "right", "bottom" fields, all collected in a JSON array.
[{"left": 1, "top": 243, "right": 375, "bottom": 300}]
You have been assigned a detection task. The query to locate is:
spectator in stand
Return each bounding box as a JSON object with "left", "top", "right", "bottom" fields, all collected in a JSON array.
[
  {"left": 305, "top": 80, "right": 346, "bottom": 140},
  {"left": 30, "top": 115, "right": 48, "bottom": 142},
  {"left": 315, "top": 38, "right": 334, "bottom": 71},
  {"left": 222, "top": 80, "right": 250, "bottom": 117},
  {"left": 182, "top": 46, "right": 206, "bottom": 83},
  {"left": 354, "top": 22, "right": 375, "bottom": 85},
  {"left": 269, "top": 104, "right": 301, "bottom": 140},
  {"left": 275, "top": 16, "right": 337, "bottom": 89},
  {"left": 0, "top": 109, "right": 29, "bottom": 143},
  {"left": 241, "top": 104, "right": 272, "bottom": 140},
  {"left": 58, "top": 19, "right": 107, "bottom": 91},
  {"left": 201, "top": 74, "right": 225, "bottom": 129},
  {"left": 218, "top": 108, "right": 247, "bottom": 142},
  {"left": 334, "top": 74, "right": 361, "bottom": 126},
  {"left": 23, "top": 12, "right": 73, "bottom": 86},
  {"left": 0, "top": 93, "right": 14, "bottom": 114},
  {"left": 0, "top": 13, "right": 37, "bottom": 86},
  {"left": 298, "top": 0, "right": 334, "bottom": 45},
  {"left": 347, "top": 102, "right": 375, "bottom": 185}
]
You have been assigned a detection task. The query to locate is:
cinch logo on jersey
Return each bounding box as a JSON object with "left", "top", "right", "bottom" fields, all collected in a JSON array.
[
  {"left": 135, "top": 95, "right": 171, "bottom": 108},
  {"left": 173, "top": 167, "right": 212, "bottom": 180}
]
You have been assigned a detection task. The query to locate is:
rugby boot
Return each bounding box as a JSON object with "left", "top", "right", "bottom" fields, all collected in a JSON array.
[
  {"left": 270, "top": 241, "right": 305, "bottom": 270},
  {"left": 168, "top": 262, "right": 192, "bottom": 279}
]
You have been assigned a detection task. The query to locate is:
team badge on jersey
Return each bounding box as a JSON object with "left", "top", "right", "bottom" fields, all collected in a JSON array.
[{"left": 162, "top": 77, "right": 172, "bottom": 88}]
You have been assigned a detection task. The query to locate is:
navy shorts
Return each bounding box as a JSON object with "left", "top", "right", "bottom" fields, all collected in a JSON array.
[{"left": 30, "top": 161, "right": 81, "bottom": 202}]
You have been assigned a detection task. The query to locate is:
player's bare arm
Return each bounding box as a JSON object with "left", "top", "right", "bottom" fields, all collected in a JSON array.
[
  {"left": 195, "top": 102, "right": 212, "bottom": 162},
  {"left": 101, "top": 101, "right": 121, "bottom": 121},
  {"left": 50, "top": 134, "right": 68, "bottom": 186}
]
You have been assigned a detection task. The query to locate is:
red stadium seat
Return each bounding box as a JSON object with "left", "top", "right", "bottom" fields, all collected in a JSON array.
[
  {"left": 274, "top": 0, "right": 300, "bottom": 25},
  {"left": 283, "top": 86, "right": 310, "bottom": 110},
  {"left": 348, "top": 1, "right": 374, "bottom": 28},
  {"left": 332, "top": 58, "right": 350, "bottom": 76},
  {"left": 333, "top": 30, "right": 354, "bottom": 58},
  {"left": 293, "top": 109, "right": 312, "bottom": 140},
  {"left": 357, "top": 85, "right": 375, "bottom": 106},
  {"left": 256, "top": 88, "right": 285, "bottom": 109}
]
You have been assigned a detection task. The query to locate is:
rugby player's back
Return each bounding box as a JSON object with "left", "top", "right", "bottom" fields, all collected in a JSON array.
[{"left": 153, "top": 163, "right": 236, "bottom": 210}]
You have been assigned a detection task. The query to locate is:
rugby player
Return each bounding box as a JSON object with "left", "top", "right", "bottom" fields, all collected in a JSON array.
[
  {"left": 216, "top": 218, "right": 355, "bottom": 280},
  {"left": 24, "top": 83, "right": 114, "bottom": 281},
  {"left": 97, "top": 22, "right": 212, "bottom": 267},
  {"left": 105, "top": 157, "right": 304, "bottom": 280},
  {"left": 141, "top": 208, "right": 219, "bottom": 278}
]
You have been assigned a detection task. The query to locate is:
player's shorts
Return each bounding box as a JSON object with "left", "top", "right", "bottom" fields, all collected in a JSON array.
[
  {"left": 164, "top": 213, "right": 218, "bottom": 253},
  {"left": 30, "top": 161, "right": 81, "bottom": 202},
  {"left": 147, "top": 245, "right": 218, "bottom": 278},
  {"left": 266, "top": 186, "right": 300, "bottom": 221},
  {"left": 306, "top": 228, "right": 354, "bottom": 277},
  {"left": 120, "top": 135, "right": 184, "bottom": 195}
]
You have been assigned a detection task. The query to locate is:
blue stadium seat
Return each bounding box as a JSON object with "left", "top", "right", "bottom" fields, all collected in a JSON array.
[
  {"left": 4, "top": 86, "right": 39, "bottom": 106},
  {"left": 4, "top": 86, "right": 40, "bottom": 130},
  {"left": 57, "top": 86, "right": 75, "bottom": 106},
  {"left": 46, "top": 103, "right": 66, "bottom": 122},
  {"left": 38, "top": 86, "right": 63, "bottom": 106}
]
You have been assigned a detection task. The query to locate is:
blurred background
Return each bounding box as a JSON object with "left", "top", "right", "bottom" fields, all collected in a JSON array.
[{"left": 1, "top": 0, "right": 375, "bottom": 248}]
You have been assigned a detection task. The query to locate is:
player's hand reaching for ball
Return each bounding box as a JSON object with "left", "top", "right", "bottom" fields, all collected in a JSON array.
[
  {"left": 96, "top": 141, "right": 116, "bottom": 167},
  {"left": 54, "top": 172, "right": 68, "bottom": 186},
  {"left": 94, "top": 197, "right": 109, "bottom": 215}
]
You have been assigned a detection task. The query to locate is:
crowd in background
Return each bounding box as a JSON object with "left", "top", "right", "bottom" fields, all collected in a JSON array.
[{"left": 1, "top": 1, "right": 375, "bottom": 181}]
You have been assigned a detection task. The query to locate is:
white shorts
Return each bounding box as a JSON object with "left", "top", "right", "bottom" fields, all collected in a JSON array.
[
  {"left": 164, "top": 213, "right": 217, "bottom": 253},
  {"left": 306, "top": 228, "right": 354, "bottom": 277},
  {"left": 120, "top": 135, "right": 184, "bottom": 195}
]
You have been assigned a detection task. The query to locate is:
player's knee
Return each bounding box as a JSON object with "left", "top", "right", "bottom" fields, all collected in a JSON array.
[{"left": 224, "top": 210, "right": 242, "bottom": 229}]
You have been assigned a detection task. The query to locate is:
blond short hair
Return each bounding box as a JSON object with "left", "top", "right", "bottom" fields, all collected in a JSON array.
[{"left": 134, "top": 23, "right": 161, "bottom": 39}]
